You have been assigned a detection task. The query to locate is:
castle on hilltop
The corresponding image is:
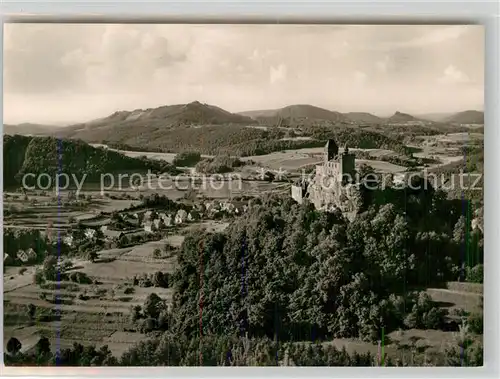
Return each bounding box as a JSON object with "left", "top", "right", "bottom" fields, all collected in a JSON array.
[{"left": 291, "top": 139, "right": 362, "bottom": 221}]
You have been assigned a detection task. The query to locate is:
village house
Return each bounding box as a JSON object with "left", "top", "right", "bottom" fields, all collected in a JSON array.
[
  {"left": 205, "top": 200, "right": 221, "bottom": 213},
  {"left": 144, "top": 220, "right": 155, "bottom": 233},
  {"left": 175, "top": 209, "right": 188, "bottom": 224},
  {"left": 143, "top": 210, "right": 153, "bottom": 222},
  {"left": 160, "top": 213, "right": 173, "bottom": 227},
  {"left": 221, "top": 202, "right": 236, "bottom": 213},
  {"left": 18, "top": 248, "right": 37, "bottom": 264},
  {"left": 123, "top": 215, "right": 140, "bottom": 227},
  {"left": 63, "top": 235, "right": 74, "bottom": 247},
  {"left": 103, "top": 229, "right": 125, "bottom": 240},
  {"left": 84, "top": 228, "right": 97, "bottom": 239},
  {"left": 153, "top": 218, "right": 162, "bottom": 230}
]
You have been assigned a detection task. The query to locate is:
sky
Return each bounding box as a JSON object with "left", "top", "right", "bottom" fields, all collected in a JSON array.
[{"left": 3, "top": 23, "right": 484, "bottom": 125}]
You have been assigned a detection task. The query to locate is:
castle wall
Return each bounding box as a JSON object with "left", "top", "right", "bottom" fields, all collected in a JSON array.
[{"left": 306, "top": 174, "right": 363, "bottom": 216}]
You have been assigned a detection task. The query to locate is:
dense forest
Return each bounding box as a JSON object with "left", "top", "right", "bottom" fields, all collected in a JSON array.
[
  {"left": 3, "top": 135, "right": 178, "bottom": 187},
  {"left": 169, "top": 188, "right": 482, "bottom": 343},
  {"left": 93, "top": 124, "right": 413, "bottom": 157},
  {"left": 5, "top": 184, "right": 483, "bottom": 366}
]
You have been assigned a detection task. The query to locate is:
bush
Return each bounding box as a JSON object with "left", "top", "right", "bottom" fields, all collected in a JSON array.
[
  {"left": 130, "top": 305, "right": 142, "bottom": 323},
  {"left": 402, "top": 292, "right": 446, "bottom": 330},
  {"left": 18, "top": 268, "right": 27, "bottom": 275},
  {"left": 195, "top": 155, "right": 244, "bottom": 174},
  {"left": 124, "top": 287, "right": 135, "bottom": 295},
  {"left": 172, "top": 152, "right": 201, "bottom": 167},
  {"left": 422, "top": 307, "right": 446, "bottom": 329},
  {"left": 33, "top": 269, "right": 45, "bottom": 285},
  {"left": 467, "top": 313, "right": 483, "bottom": 334},
  {"left": 68, "top": 272, "right": 93, "bottom": 284},
  {"left": 157, "top": 311, "right": 171, "bottom": 330},
  {"left": 466, "top": 264, "right": 483, "bottom": 283},
  {"left": 78, "top": 293, "right": 90, "bottom": 301}
]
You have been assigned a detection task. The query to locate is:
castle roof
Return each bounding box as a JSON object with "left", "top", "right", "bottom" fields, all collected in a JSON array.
[{"left": 325, "top": 139, "right": 338, "bottom": 150}]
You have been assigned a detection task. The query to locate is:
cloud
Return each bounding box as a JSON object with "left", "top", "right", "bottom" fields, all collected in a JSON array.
[
  {"left": 270, "top": 64, "right": 287, "bottom": 84},
  {"left": 3, "top": 24, "right": 484, "bottom": 124},
  {"left": 438, "top": 65, "right": 471, "bottom": 84},
  {"left": 408, "top": 26, "right": 469, "bottom": 47},
  {"left": 365, "top": 25, "right": 474, "bottom": 52},
  {"left": 353, "top": 71, "right": 368, "bottom": 84},
  {"left": 376, "top": 55, "right": 394, "bottom": 73}
]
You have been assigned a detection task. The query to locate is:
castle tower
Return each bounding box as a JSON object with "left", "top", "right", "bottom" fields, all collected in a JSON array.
[
  {"left": 338, "top": 144, "right": 356, "bottom": 183},
  {"left": 324, "top": 139, "right": 339, "bottom": 164}
]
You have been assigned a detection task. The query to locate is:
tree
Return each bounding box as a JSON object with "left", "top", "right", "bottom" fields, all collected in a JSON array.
[
  {"left": 130, "top": 305, "right": 143, "bottom": 323},
  {"left": 26, "top": 303, "right": 36, "bottom": 322},
  {"left": 119, "top": 235, "right": 130, "bottom": 247},
  {"left": 140, "top": 318, "right": 157, "bottom": 333},
  {"left": 153, "top": 248, "right": 162, "bottom": 259},
  {"left": 466, "top": 264, "right": 483, "bottom": 283},
  {"left": 357, "top": 163, "right": 375, "bottom": 180},
  {"left": 152, "top": 271, "right": 168, "bottom": 288},
  {"left": 6, "top": 337, "right": 22, "bottom": 355},
  {"left": 42, "top": 255, "right": 58, "bottom": 281},
  {"left": 143, "top": 293, "right": 163, "bottom": 319},
  {"left": 33, "top": 269, "right": 45, "bottom": 285},
  {"left": 35, "top": 336, "right": 51, "bottom": 357},
  {"left": 453, "top": 215, "right": 468, "bottom": 245},
  {"left": 87, "top": 250, "right": 98, "bottom": 263}
]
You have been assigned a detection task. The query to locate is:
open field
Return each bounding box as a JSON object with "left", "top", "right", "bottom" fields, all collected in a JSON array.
[
  {"left": 242, "top": 147, "right": 403, "bottom": 172},
  {"left": 90, "top": 143, "right": 213, "bottom": 163},
  {"left": 3, "top": 219, "right": 232, "bottom": 356}
]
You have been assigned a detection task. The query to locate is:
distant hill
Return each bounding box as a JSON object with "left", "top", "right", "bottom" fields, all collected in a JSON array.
[
  {"left": 416, "top": 111, "right": 484, "bottom": 124},
  {"left": 415, "top": 113, "right": 455, "bottom": 122},
  {"left": 3, "top": 134, "right": 177, "bottom": 187},
  {"left": 3, "top": 123, "right": 63, "bottom": 136},
  {"left": 238, "top": 109, "right": 281, "bottom": 119},
  {"left": 57, "top": 101, "right": 255, "bottom": 142},
  {"left": 343, "top": 112, "right": 383, "bottom": 124},
  {"left": 444, "top": 110, "right": 484, "bottom": 124},
  {"left": 386, "top": 111, "right": 424, "bottom": 124},
  {"left": 240, "top": 104, "right": 349, "bottom": 126}
]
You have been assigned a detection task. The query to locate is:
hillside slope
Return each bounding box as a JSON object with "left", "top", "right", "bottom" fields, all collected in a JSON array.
[
  {"left": 343, "top": 112, "right": 383, "bottom": 124},
  {"left": 242, "top": 104, "right": 350, "bottom": 127},
  {"left": 386, "top": 111, "right": 423, "bottom": 123},
  {"left": 57, "top": 101, "right": 255, "bottom": 142},
  {"left": 3, "top": 135, "right": 176, "bottom": 187},
  {"left": 444, "top": 110, "right": 484, "bottom": 124}
]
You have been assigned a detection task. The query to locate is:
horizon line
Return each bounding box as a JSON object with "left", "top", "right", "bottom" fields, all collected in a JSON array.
[{"left": 3, "top": 100, "right": 484, "bottom": 127}]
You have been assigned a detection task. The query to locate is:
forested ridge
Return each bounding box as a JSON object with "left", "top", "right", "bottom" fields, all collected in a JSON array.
[
  {"left": 97, "top": 124, "right": 413, "bottom": 157},
  {"left": 3, "top": 134, "right": 177, "bottom": 187},
  {"left": 169, "top": 188, "right": 481, "bottom": 343}
]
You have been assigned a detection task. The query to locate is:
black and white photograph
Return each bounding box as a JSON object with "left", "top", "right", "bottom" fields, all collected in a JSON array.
[{"left": 3, "top": 23, "right": 484, "bottom": 367}]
